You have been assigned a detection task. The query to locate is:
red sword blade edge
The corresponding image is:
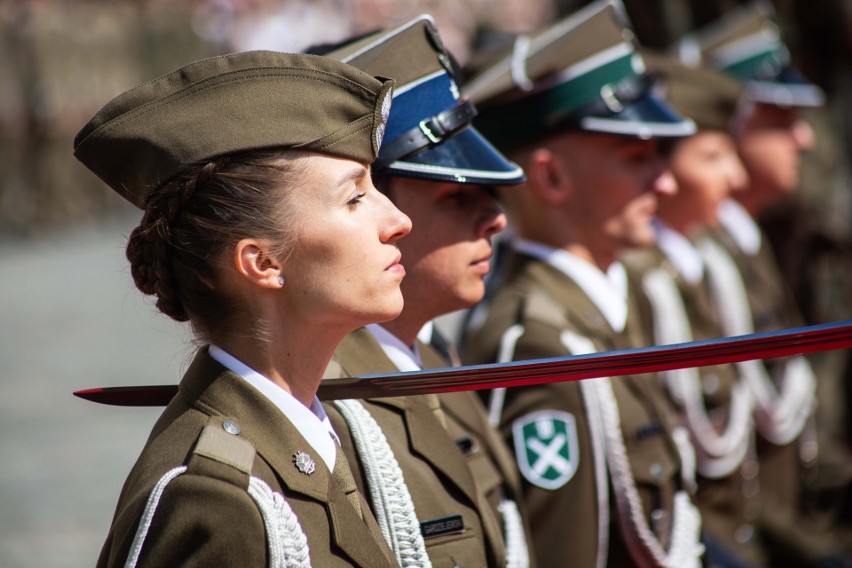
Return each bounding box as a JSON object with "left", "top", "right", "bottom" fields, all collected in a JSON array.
[{"left": 74, "top": 320, "right": 852, "bottom": 407}]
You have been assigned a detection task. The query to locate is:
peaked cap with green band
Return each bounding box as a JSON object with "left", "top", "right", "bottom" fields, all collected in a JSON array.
[
  {"left": 324, "top": 15, "right": 525, "bottom": 185},
  {"left": 642, "top": 50, "right": 744, "bottom": 133},
  {"left": 464, "top": 0, "right": 695, "bottom": 149},
  {"left": 74, "top": 51, "right": 395, "bottom": 209},
  {"left": 672, "top": 0, "right": 824, "bottom": 108}
]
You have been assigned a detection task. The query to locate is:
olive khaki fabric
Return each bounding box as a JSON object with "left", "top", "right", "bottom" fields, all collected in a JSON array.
[
  {"left": 463, "top": 250, "right": 691, "bottom": 568},
  {"left": 323, "top": 327, "right": 504, "bottom": 567},
  {"left": 74, "top": 51, "right": 394, "bottom": 208},
  {"left": 711, "top": 223, "right": 852, "bottom": 565},
  {"left": 641, "top": 50, "right": 744, "bottom": 132},
  {"left": 710, "top": 225, "right": 802, "bottom": 335},
  {"left": 420, "top": 340, "right": 536, "bottom": 567},
  {"left": 97, "top": 349, "right": 397, "bottom": 568},
  {"left": 622, "top": 244, "right": 767, "bottom": 567}
]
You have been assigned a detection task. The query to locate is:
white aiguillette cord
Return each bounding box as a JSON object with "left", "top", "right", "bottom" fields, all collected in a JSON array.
[
  {"left": 641, "top": 268, "right": 754, "bottom": 478},
  {"left": 697, "top": 236, "right": 815, "bottom": 446}
]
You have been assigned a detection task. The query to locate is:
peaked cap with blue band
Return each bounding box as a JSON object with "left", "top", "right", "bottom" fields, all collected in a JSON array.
[
  {"left": 324, "top": 15, "right": 525, "bottom": 185},
  {"left": 672, "top": 0, "right": 824, "bottom": 108},
  {"left": 463, "top": 0, "right": 695, "bottom": 149}
]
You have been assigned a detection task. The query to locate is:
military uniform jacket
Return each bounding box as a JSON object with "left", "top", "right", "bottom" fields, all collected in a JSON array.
[
  {"left": 463, "top": 250, "right": 697, "bottom": 568},
  {"left": 710, "top": 225, "right": 844, "bottom": 565},
  {"left": 323, "top": 328, "right": 505, "bottom": 568},
  {"left": 97, "top": 349, "right": 397, "bottom": 568},
  {"left": 622, "top": 244, "right": 768, "bottom": 567},
  {"left": 711, "top": 225, "right": 802, "bottom": 334},
  {"left": 422, "top": 341, "right": 536, "bottom": 568}
]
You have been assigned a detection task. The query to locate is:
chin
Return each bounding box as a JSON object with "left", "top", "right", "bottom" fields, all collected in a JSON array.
[
  {"left": 777, "top": 178, "right": 800, "bottom": 195},
  {"left": 623, "top": 231, "right": 655, "bottom": 249},
  {"left": 368, "top": 295, "right": 406, "bottom": 324},
  {"left": 462, "top": 283, "right": 487, "bottom": 308}
]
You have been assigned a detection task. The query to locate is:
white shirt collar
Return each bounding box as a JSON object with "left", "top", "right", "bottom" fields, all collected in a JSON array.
[
  {"left": 207, "top": 344, "right": 338, "bottom": 472},
  {"left": 512, "top": 237, "right": 628, "bottom": 332},
  {"left": 718, "top": 198, "right": 762, "bottom": 255},
  {"left": 654, "top": 220, "right": 705, "bottom": 285},
  {"left": 365, "top": 323, "right": 423, "bottom": 372},
  {"left": 416, "top": 320, "right": 434, "bottom": 346}
]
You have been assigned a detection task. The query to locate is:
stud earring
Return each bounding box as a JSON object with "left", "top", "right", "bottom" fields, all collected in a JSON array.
[{"left": 277, "top": 275, "right": 285, "bottom": 286}]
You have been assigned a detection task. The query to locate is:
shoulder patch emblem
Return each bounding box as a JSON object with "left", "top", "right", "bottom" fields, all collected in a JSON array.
[{"left": 512, "top": 410, "right": 579, "bottom": 490}]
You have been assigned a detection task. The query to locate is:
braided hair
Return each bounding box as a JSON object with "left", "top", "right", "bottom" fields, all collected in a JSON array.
[{"left": 126, "top": 149, "right": 309, "bottom": 342}]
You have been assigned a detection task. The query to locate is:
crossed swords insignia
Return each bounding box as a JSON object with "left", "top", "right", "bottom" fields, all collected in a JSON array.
[{"left": 513, "top": 410, "right": 579, "bottom": 490}]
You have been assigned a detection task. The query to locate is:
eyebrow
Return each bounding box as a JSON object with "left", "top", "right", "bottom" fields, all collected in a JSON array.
[{"left": 335, "top": 165, "right": 368, "bottom": 190}]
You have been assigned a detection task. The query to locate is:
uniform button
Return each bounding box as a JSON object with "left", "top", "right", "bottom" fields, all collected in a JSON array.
[
  {"left": 741, "top": 460, "right": 759, "bottom": 480},
  {"left": 649, "top": 462, "right": 663, "bottom": 479},
  {"left": 735, "top": 524, "right": 754, "bottom": 544},
  {"left": 222, "top": 419, "right": 241, "bottom": 435},
  {"left": 702, "top": 374, "right": 719, "bottom": 395}
]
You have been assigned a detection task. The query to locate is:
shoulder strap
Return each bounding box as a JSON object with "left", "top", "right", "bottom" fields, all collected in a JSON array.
[
  {"left": 127, "top": 420, "right": 312, "bottom": 568},
  {"left": 522, "top": 289, "right": 570, "bottom": 330},
  {"left": 188, "top": 421, "right": 255, "bottom": 478}
]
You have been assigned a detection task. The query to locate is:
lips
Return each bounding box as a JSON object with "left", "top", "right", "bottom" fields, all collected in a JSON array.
[
  {"left": 385, "top": 251, "right": 405, "bottom": 276},
  {"left": 469, "top": 246, "right": 494, "bottom": 275}
]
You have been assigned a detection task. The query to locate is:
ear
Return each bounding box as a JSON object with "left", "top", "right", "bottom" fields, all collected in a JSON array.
[
  {"left": 232, "top": 239, "right": 283, "bottom": 289},
  {"left": 527, "top": 148, "right": 572, "bottom": 205}
]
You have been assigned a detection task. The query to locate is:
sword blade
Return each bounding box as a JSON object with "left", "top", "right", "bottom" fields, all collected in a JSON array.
[{"left": 74, "top": 320, "right": 852, "bottom": 407}]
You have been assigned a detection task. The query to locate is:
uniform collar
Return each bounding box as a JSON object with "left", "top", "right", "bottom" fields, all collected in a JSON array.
[
  {"left": 512, "top": 237, "right": 628, "bottom": 332},
  {"left": 364, "top": 323, "right": 423, "bottom": 372},
  {"left": 654, "top": 220, "right": 705, "bottom": 285},
  {"left": 208, "top": 344, "right": 338, "bottom": 471},
  {"left": 717, "top": 198, "right": 762, "bottom": 255}
]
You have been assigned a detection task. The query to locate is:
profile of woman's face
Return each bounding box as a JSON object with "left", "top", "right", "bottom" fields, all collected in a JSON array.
[
  {"left": 661, "top": 130, "right": 749, "bottom": 234},
  {"left": 281, "top": 155, "right": 412, "bottom": 330}
]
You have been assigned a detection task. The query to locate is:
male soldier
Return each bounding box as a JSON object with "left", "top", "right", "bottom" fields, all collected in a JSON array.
[
  {"left": 314, "top": 16, "right": 535, "bottom": 568},
  {"left": 669, "top": 5, "right": 852, "bottom": 565},
  {"left": 461, "top": 2, "right": 704, "bottom": 567},
  {"left": 621, "top": 52, "right": 772, "bottom": 568}
]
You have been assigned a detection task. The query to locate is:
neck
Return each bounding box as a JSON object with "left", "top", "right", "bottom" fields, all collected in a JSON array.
[
  {"left": 659, "top": 214, "right": 695, "bottom": 239},
  {"left": 734, "top": 186, "right": 769, "bottom": 218},
  {"left": 563, "top": 242, "right": 614, "bottom": 273},
  {"left": 519, "top": 220, "right": 615, "bottom": 273},
  {"left": 379, "top": 313, "right": 422, "bottom": 349},
  {"left": 215, "top": 318, "right": 348, "bottom": 408}
]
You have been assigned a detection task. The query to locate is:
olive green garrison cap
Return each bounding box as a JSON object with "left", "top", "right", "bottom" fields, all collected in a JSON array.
[
  {"left": 642, "top": 50, "right": 744, "bottom": 132},
  {"left": 74, "top": 51, "right": 394, "bottom": 208}
]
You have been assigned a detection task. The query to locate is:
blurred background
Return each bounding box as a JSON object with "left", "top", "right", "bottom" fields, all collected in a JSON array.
[{"left": 0, "top": 0, "right": 849, "bottom": 566}]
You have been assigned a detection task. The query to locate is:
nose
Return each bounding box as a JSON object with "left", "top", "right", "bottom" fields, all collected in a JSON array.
[
  {"left": 792, "top": 119, "right": 815, "bottom": 151},
  {"left": 727, "top": 154, "right": 750, "bottom": 194},
  {"left": 477, "top": 193, "right": 508, "bottom": 239},
  {"left": 652, "top": 165, "right": 678, "bottom": 197},
  {"left": 380, "top": 193, "right": 412, "bottom": 243}
]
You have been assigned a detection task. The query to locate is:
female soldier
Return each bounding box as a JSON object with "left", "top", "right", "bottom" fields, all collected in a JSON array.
[{"left": 73, "top": 51, "right": 411, "bottom": 567}]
